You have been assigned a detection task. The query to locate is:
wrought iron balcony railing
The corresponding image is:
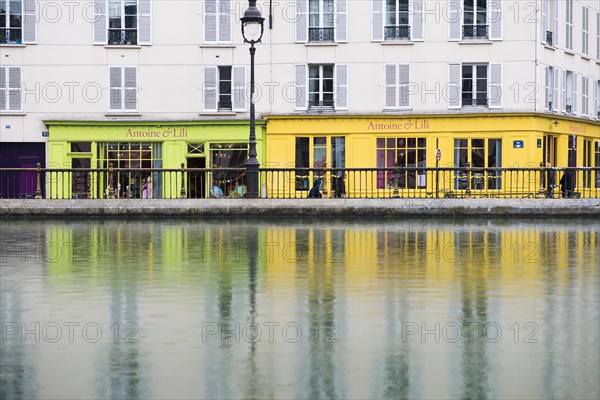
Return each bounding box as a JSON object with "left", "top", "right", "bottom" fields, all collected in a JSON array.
[
  {"left": 308, "top": 27, "right": 334, "bottom": 42},
  {"left": 462, "top": 25, "right": 489, "bottom": 39},
  {"left": 108, "top": 29, "right": 138, "bottom": 45},
  {"left": 0, "top": 28, "right": 23, "bottom": 44},
  {"left": 384, "top": 25, "right": 411, "bottom": 40}
]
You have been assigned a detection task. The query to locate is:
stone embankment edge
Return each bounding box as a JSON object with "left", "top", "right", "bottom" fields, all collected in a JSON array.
[{"left": 1, "top": 199, "right": 599, "bottom": 218}]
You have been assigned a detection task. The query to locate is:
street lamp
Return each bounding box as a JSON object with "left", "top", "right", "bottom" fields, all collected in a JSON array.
[{"left": 241, "top": 0, "right": 264, "bottom": 199}]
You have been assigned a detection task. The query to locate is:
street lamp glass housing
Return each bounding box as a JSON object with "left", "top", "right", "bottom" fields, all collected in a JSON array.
[{"left": 241, "top": 1, "right": 265, "bottom": 43}]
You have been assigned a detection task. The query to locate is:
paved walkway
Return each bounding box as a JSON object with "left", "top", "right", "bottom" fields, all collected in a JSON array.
[{"left": 1, "top": 199, "right": 599, "bottom": 217}]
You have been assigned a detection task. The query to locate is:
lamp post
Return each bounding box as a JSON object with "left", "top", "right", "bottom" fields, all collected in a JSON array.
[{"left": 241, "top": 0, "right": 264, "bottom": 199}]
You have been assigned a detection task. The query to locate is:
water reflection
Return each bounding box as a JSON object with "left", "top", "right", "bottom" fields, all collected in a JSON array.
[{"left": 0, "top": 218, "right": 598, "bottom": 400}]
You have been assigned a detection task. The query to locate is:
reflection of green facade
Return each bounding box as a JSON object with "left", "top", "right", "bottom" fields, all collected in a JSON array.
[{"left": 45, "top": 120, "right": 265, "bottom": 199}]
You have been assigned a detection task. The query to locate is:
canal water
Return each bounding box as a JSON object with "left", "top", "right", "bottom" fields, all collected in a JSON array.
[{"left": 1, "top": 218, "right": 598, "bottom": 400}]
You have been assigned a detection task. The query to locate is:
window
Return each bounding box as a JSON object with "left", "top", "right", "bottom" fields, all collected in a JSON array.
[
  {"left": 94, "top": 0, "right": 151, "bottom": 45},
  {"left": 109, "top": 66, "right": 138, "bottom": 112},
  {"left": 294, "top": 64, "right": 348, "bottom": 111},
  {"left": 596, "top": 80, "right": 600, "bottom": 119},
  {"left": 595, "top": 141, "right": 600, "bottom": 188},
  {"left": 463, "top": 0, "right": 487, "bottom": 39},
  {"left": 376, "top": 137, "right": 426, "bottom": 189},
  {"left": 454, "top": 138, "right": 502, "bottom": 190},
  {"left": 373, "top": 0, "right": 422, "bottom": 41},
  {"left": 0, "top": 66, "right": 21, "bottom": 112},
  {"left": 203, "top": 0, "right": 231, "bottom": 44},
  {"left": 582, "top": 7, "right": 589, "bottom": 55},
  {"left": 542, "top": 0, "right": 558, "bottom": 46},
  {"left": 294, "top": 136, "right": 346, "bottom": 193},
  {"left": 582, "top": 76, "right": 589, "bottom": 116},
  {"left": 583, "top": 139, "right": 592, "bottom": 189},
  {"left": 563, "top": 70, "right": 576, "bottom": 114},
  {"left": 565, "top": 0, "right": 573, "bottom": 50},
  {"left": 296, "top": 0, "right": 346, "bottom": 43},
  {"left": 449, "top": 63, "right": 502, "bottom": 109},
  {"left": 202, "top": 66, "right": 246, "bottom": 112},
  {"left": 385, "top": 0, "right": 409, "bottom": 40},
  {"left": 0, "top": 0, "right": 35, "bottom": 44},
  {"left": 597, "top": 12, "right": 599, "bottom": 60},
  {"left": 545, "top": 66, "right": 558, "bottom": 111}
]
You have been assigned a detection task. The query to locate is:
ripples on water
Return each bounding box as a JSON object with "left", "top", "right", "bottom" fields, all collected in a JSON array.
[{"left": 1, "top": 218, "right": 598, "bottom": 400}]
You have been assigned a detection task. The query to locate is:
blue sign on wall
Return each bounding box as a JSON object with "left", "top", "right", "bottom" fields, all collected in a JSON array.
[{"left": 513, "top": 140, "right": 524, "bottom": 149}]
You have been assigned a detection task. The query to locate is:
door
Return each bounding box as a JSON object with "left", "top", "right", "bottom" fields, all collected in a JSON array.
[
  {"left": 71, "top": 158, "right": 91, "bottom": 199},
  {"left": 187, "top": 158, "right": 206, "bottom": 198},
  {"left": 0, "top": 143, "right": 45, "bottom": 198}
]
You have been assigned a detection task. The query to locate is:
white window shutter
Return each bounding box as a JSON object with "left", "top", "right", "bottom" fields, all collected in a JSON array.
[
  {"left": 372, "top": 0, "right": 383, "bottom": 41},
  {"left": 109, "top": 67, "right": 122, "bottom": 111},
  {"left": 448, "top": 0, "right": 461, "bottom": 41},
  {"left": 296, "top": 0, "right": 308, "bottom": 43},
  {"left": 553, "top": 68, "right": 559, "bottom": 111},
  {"left": 335, "top": 0, "right": 347, "bottom": 42},
  {"left": 542, "top": 0, "right": 548, "bottom": 42},
  {"left": 562, "top": 70, "right": 567, "bottom": 112},
  {"left": 203, "top": 66, "right": 218, "bottom": 112},
  {"left": 553, "top": 1, "right": 558, "bottom": 47},
  {"left": 335, "top": 64, "right": 348, "bottom": 110},
  {"left": 218, "top": 0, "right": 231, "bottom": 42},
  {"left": 94, "top": 0, "right": 107, "bottom": 44},
  {"left": 7, "top": 67, "right": 22, "bottom": 111},
  {"left": 489, "top": 0, "right": 502, "bottom": 40},
  {"left": 204, "top": 0, "right": 217, "bottom": 43},
  {"left": 545, "top": 67, "right": 550, "bottom": 109},
  {"left": 411, "top": 0, "right": 424, "bottom": 41},
  {"left": 384, "top": 64, "right": 397, "bottom": 108},
  {"left": 123, "top": 67, "right": 137, "bottom": 110},
  {"left": 138, "top": 0, "right": 152, "bottom": 45},
  {"left": 448, "top": 63, "right": 461, "bottom": 108},
  {"left": 294, "top": 64, "right": 307, "bottom": 110},
  {"left": 232, "top": 66, "right": 246, "bottom": 112},
  {"left": 489, "top": 63, "right": 502, "bottom": 109},
  {"left": 398, "top": 64, "right": 410, "bottom": 108},
  {"left": 0, "top": 68, "right": 6, "bottom": 111},
  {"left": 595, "top": 81, "right": 600, "bottom": 118},
  {"left": 573, "top": 73, "right": 577, "bottom": 114},
  {"left": 23, "top": 0, "right": 36, "bottom": 44}
]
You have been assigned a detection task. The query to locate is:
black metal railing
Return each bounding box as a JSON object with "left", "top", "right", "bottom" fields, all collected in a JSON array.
[
  {"left": 308, "top": 99, "right": 335, "bottom": 109},
  {"left": 308, "top": 27, "right": 334, "bottom": 42},
  {"left": 108, "top": 29, "right": 138, "bottom": 45},
  {"left": 463, "top": 25, "right": 488, "bottom": 39},
  {"left": 0, "top": 28, "right": 23, "bottom": 44},
  {"left": 218, "top": 101, "right": 232, "bottom": 110},
  {"left": 462, "top": 97, "right": 488, "bottom": 106},
  {"left": 3, "top": 165, "right": 598, "bottom": 199},
  {"left": 384, "top": 25, "right": 411, "bottom": 40},
  {"left": 546, "top": 31, "right": 553, "bottom": 46}
]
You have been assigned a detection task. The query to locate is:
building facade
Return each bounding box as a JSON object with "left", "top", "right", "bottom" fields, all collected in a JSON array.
[{"left": 0, "top": 0, "right": 599, "bottom": 197}]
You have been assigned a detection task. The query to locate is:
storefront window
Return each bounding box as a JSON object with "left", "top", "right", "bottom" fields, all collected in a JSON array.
[
  {"left": 454, "top": 138, "right": 502, "bottom": 190},
  {"left": 209, "top": 143, "right": 247, "bottom": 198},
  {"left": 376, "top": 137, "right": 426, "bottom": 189},
  {"left": 70, "top": 142, "right": 91, "bottom": 153},
  {"left": 97, "top": 142, "right": 162, "bottom": 198},
  {"left": 595, "top": 141, "right": 600, "bottom": 188}
]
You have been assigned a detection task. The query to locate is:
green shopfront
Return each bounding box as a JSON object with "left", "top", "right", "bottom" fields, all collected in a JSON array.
[{"left": 45, "top": 120, "right": 265, "bottom": 199}]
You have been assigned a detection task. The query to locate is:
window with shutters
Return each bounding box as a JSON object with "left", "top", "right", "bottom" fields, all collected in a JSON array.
[
  {"left": 202, "top": 66, "right": 246, "bottom": 112},
  {"left": 309, "top": 0, "right": 334, "bottom": 42},
  {"left": 0, "top": 66, "right": 21, "bottom": 112},
  {"left": 384, "top": 64, "right": 410, "bottom": 109},
  {"left": 385, "top": 0, "right": 410, "bottom": 40},
  {"left": 109, "top": 66, "right": 138, "bottom": 112},
  {"left": 564, "top": 71, "right": 575, "bottom": 113},
  {"left": 308, "top": 65, "right": 334, "bottom": 109},
  {"left": 542, "top": 0, "right": 558, "bottom": 46},
  {"left": 597, "top": 12, "right": 599, "bottom": 60},
  {"left": 203, "top": 0, "right": 232, "bottom": 44},
  {"left": 462, "top": 64, "right": 488, "bottom": 106},
  {"left": 565, "top": 0, "right": 573, "bottom": 50},
  {"left": 463, "top": 0, "right": 487, "bottom": 39},
  {"left": 545, "top": 66, "right": 558, "bottom": 111},
  {"left": 95, "top": 0, "right": 150, "bottom": 45},
  {"left": 581, "top": 76, "right": 589, "bottom": 116},
  {"left": 1, "top": 0, "right": 34, "bottom": 44},
  {"left": 582, "top": 7, "right": 589, "bottom": 55}
]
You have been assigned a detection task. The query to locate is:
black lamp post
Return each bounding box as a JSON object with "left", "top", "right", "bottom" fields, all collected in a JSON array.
[{"left": 241, "top": 0, "right": 264, "bottom": 199}]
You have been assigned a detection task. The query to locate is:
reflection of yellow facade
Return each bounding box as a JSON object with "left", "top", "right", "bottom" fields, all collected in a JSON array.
[{"left": 265, "top": 114, "right": 600, "bottom": 197}]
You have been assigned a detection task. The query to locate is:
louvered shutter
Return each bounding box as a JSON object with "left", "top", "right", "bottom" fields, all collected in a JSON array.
[
  {"left": 372, "top": 0, "right": 383, "bottom": 41},
  {"left": 23, "top": 0, "right": 36, "bottom": 43},
  {"left": 384, "top": 64, "right": 397, "bottom": 108},
  {"left": 296, "top": 0, "right": 308, "bottom": 43},
  {"left": 218, "top": 0, "right": 231, "bottom": 42},
  {"left": 94, "top": 0, "right": 107, "bottom": 44},
  {"left": 573, "top": 73, "right": 577, "bottom": 114},
  {"left": 294, "top": 64, "right": 307, "bottom": 110},
  {"left": 595, "top": 81, "right": 600, "bottom": 118},
  {"left": 411, "top": 0, "right": 423, "bottom": 41},
  {"left": 398, "top": 64, "right": 410, "bottom": 108},
  {"left": 335, "top": 0, "right": 347, "bottom": 42},
  {"left": 489, "top": 63, "right": 502, "bottom": 108},
  {"left": 109, "top": 67, "right": 122, "bottom": 110},
  {"left": 138, "top": 0, "right": 152, "bottom": 45},
  {"left": 553, "top": 1, "right": 558, "bottom": 47},
  {"left": 124, "top": 67, "right": 137, "bottom": 110},
  {"left": 203, "top": 66, "right": 218, "bottom": 112},
  {"left": 0, "top": 68, "right": 6, "bottom": 111},
  {"left": 545, "top": 67, "right": 550, "bottom": 109},
  {"left": 562, "top": 70, "right": 567, "bottom": 112},
  {"left": 448, "top": 0, "right": 461, "bottom": 41},
  {"left": 553, "top": 68, "right": 559, "bottom": 111},
  {"left": 489, "top": 0, "right": 502, "bottom": 40},
  {"left": 335, "top": 64, "right": 348, "bottom": 110},
  {"left": 232, "top": 66, "right": 246, "bottom": 112},
  {"left": 448, "top": 63, "right": 461, "bottom": 108},
  {"left": 204, "top": 0, "right": 217, "bottom": 43},
  {"left": 7, "top": 67, "right": 21, "bottom": 111},
  {"left": 542, "top": 0, "right": 548, "bottom": 42}
]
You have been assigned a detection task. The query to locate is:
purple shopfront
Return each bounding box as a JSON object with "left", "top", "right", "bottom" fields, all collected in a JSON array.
[{"left": 0, "top": 143, "right": 45, "bottom": 198}]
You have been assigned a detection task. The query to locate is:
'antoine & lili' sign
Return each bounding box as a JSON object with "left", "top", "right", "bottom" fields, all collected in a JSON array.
[{"left": 125, "top": 127, "right": 189, "bottom": 138}]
